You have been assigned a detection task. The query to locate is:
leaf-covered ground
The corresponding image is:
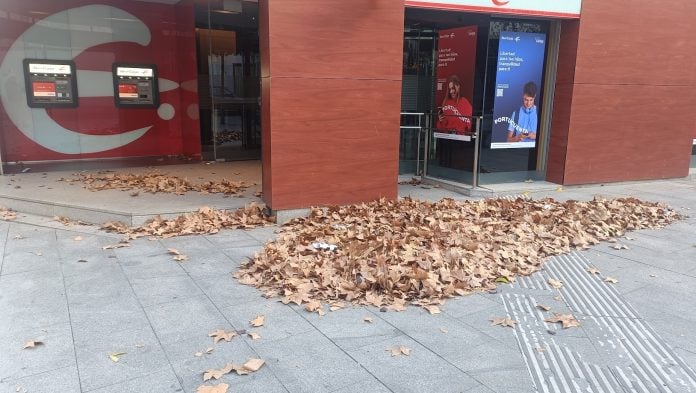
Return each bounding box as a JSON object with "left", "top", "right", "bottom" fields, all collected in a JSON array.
[
  {"left": 234, "top": 197, "right": 681, "bottom": 313},
  {"left": 62, "top": 171, "right": 251, "bottom": 196},
  {"left": 102, "top": 204, "right": 273, "bottom": 239}
]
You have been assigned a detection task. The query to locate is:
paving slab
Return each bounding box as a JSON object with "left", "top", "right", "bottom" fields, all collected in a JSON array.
[{"left": 1, "top": 178, "right": 696, "bottom": 392}]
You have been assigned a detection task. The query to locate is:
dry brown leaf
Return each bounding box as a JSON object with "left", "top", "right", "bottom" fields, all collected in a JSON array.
[
  {"left": 424, "top": 305, "right": 441, "bottom": 315},
  {"left": 363, "top": 316, "right": 373, "bottom": 323},
  {"left": 242, "top": 358, "right": 265, "bottom": 372},
  {"left": 545, "top": 313, "right": 580, "bottom": 329},
  {"left": 195, "top": 352, "right": 203, "bottom": 357},
  {"left": 208, "top": 329, "right": 236, "bottom": 344},
  {"left": 206, "top": 347, "right": 214, "bottom": 354},
  {"left": 536, "top": 304, "right": 551, "bottom": 312},
  {"left": 387, "top": 346, "right": 411, "bottom": 357},
  {"left": 35, "top": 251, "right": 43, "bottom": 256},
  {"left": 203, "top": 364, "right": 234, "bottom": 381},
  {"left": 440, "top": 327, "right": 449, "bottom": 333},
  {"left": 22, "top": 340, "right": 43, "bottom": 349},
  {"left": 612, "top": 244, "right": 629, "bottom": 250},
  {"left": 604, "top": 277, "right": 619, "bottom": 284},
  {"left": 74, "top": 236, "right": 83, "bottom": 241},
  {"left": 248, "top": 332, "right": 261, "bottom": 340},
  {"left": 196, "top": 383, "right": 229, "bottom": 393},
  {"left": 548, "top": 278, "right": 564, "bottom": 289},
  {"left": 490, "top": 317, "right": 517, "bottom": 328},
  {"left": 250, "top": 315, "right": 265, "bottom": 327},
  {"left": 586, "top": 267, "right": 600, "bottom": 275},
  {"left": 173, "top": 255, "right": 188, "bottom": 262},
  {"left": 167, "top": 248, "right": 181, "bottom": 255},
  {"left": 553, "top": 296, "right": 562, "bottom": 301}
]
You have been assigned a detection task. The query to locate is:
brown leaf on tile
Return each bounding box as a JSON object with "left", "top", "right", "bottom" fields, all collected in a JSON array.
[
  {"left": 249, "top": 315, "right": 265, "bottom": 327},
  {"left": 490, "top": 317, "right": 517, "bottom": 328},
  {"left": 22, "top": 340, "right": 43, "bottom": 349},
  {"left": 208, "top": 329, "right": 236, "bottom": 344},
  {"left": 545, "top": 313, "right": 581, "bottom": 329}
]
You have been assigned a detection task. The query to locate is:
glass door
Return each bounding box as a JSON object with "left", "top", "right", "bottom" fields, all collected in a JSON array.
[
  {"left": 476, "top": 19, "right": 552, "bottom": 185},
  {"left": 196, "top": 0, "right": 260, "bottom": 161}
]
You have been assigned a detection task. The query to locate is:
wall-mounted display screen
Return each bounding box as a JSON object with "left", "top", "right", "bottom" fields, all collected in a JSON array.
[
  {"left": 23, "top": 59, "right": 78, "bottom": 108},
  {"left": 112, "top": 63, "right": 159, "bottom": 108}
]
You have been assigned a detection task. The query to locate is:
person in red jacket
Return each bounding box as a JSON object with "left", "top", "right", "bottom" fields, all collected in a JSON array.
[{"left": 436, "top": 74, "right": 473, "bottom": 135}]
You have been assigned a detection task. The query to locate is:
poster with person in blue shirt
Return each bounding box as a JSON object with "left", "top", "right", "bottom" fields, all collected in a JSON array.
[{"left": 491, "top": 31, "right": 546, "bottom": 149}]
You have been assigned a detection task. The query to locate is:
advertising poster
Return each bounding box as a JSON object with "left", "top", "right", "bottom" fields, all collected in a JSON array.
[
  {"left": 32, "top": 82, "right": 57, "bottom": 97},
  {"left": 491, "top": 31, "right": 546, "bottom": 149},
  {"left": 118, "top": 84, "right": 138, "bottom": 99},
  {"left": 434, "top": 25, "right": 477, "bottom": 136}
]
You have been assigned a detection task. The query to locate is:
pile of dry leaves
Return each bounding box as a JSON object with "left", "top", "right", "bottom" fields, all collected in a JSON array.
[
  {"left": 235, "top": 197, "right": 680, "bottom": 313},
  {"left": 62, "top": 172, "right": 250, "bottom": 196},
  {"left": 102, "top": 203, "right": 273, "bottom": 239}
]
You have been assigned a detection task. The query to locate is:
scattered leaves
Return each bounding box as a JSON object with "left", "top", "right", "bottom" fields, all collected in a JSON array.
[
  {"left": 22, "top": 340, "right": 43, "bottom": 349},
  {"left": 387, "top": 346, "right": 411, "bottom": 357},
  {"left": 233, "top": 197, "right": 680, "bottom": 313},
  {"left": 108, "top": 352, "right": 126, "bottom": 362},
  {"left": 490, "top": 317, "right": 517, "bottom": 328},
  {"left": 249, "top": 315, "right": 265, "bottom": 327},
  {"left": 62, "top": 171, "right": 250, "bottom": 196},
  {"left": 101, "top": 204, "right": 272, "bottom": 240},
  {"left": 604, "top": 277, "right": 619, "bottom": 284},
  {"left": 545, "top": 313, "right": 580, "bottom": 329},
  {"left": 248, "top": 332, "right": 261, "bottom": 340},
  {"left": 208, "top": 329, "right": 236, "bottom": 344},
  {"left": 196, "top": 383, "right": 229, "bottom": 393}
]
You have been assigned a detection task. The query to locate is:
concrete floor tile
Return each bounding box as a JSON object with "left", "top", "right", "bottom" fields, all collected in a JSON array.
[
  {"left": 442, "top": 293, "right": 503, "bottom": 319},
  {"left": 306, "top": 306, "right": 401, "bottom": 351},
  {"left": 118, "top": 255, "right": 188, "bottom": 279},
  {"left": 161, "top": 332, "right": 260, "bottom": 393},
  {"left": 205, "top": 229, "right": 263, "bottom": 248},
  {"left": 0, "top": 322, "right": 76, "bottom": 381},
  {"left": 130, "top": 275, "right": 204, "bottom": 307},
  {"left": 74, "top": 326, "right": 169, "bottom": 392},
  {"left": 468, "top": 367, "right": 536, "bottom": 393},
  {"left": 178, "top": 251, "right": 239, "bottom": 279},
  {"left": 144, "top": 295, "right": 230, "bottom": 345},
  {"left": 194, "top": 274, "right": 267, "bottom": 309},
  {"left": 348, "top": 335, "right": 480, "bottom": 393},
  {"left": 0, "top": 365, "right": 80, "bottom": 393},
  {"left": 86, "top": 368, "right": 184, "bottom": 393},
  {"left": 219, "top": 299, "right": 315, "bottom": 343}
]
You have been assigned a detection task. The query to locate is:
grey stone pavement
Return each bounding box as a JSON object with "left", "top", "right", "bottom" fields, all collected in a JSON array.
[{"left": 1, "top": 178, "right": 696, "bottom": 393}]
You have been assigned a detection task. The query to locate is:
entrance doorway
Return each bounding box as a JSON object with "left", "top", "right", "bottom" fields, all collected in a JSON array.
[
  {"left": 400, "top": 7, "right": 559, "bottom": 188},
  {"left": 195, "top": 0, "right": 261, "bottom": 162}
]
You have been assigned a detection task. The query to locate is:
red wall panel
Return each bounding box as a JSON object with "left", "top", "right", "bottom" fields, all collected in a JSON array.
[
  {"left": 554, "top": 0, "right": 696, "bottom": 184},
  {"left": 0, "top": 0, "right": 200, "bottom": 162},
  {"left": 260, "top": 0, "right": 404, "bottom": 210}
]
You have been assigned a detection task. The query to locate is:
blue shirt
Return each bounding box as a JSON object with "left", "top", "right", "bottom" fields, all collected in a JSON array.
[{"left": 508, "top": 105, "right": 537, "bottom": 142}]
